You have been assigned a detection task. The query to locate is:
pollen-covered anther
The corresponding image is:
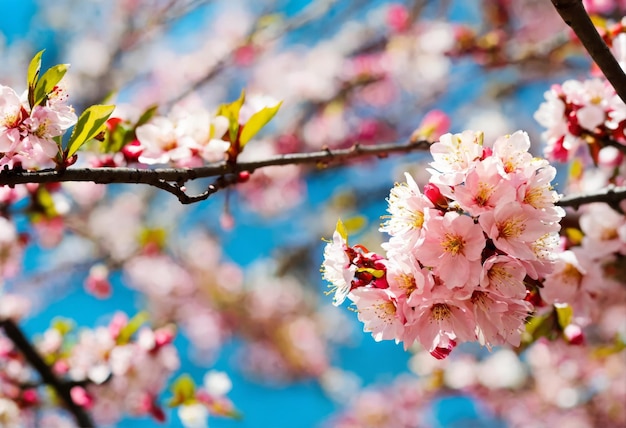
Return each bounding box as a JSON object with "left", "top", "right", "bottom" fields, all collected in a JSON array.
[
  {"left": 430, "top": 303, "right": 451, "bottom": 321},
  {"left": 442, "top": 233, "right": 465, "bottom": 255}
]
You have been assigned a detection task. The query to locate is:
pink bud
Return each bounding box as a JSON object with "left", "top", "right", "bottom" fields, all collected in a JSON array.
[
  {"left": 122, "top": 140, "right": 143, "bottom": 163},
  {"left": 387, "top": 4, "right": 410, "bottom": 33},
  {"left": 430, "top": 338, "right": 457, "bottom": 360},
  {"left": 53, "top": 360, "right": 69, "bottom": 375},
  {"left": 106, "top": 117, "right": 123, "bottom": 131},
  {"left": 220, "top": 212, "right": 235, "bottom": 231},
  {"left": 84, "top": 264, "right": 112, "bottom": 299},
  {"left": 423, "top": 183, "right": 447, "bottom": 208},
  {"left": 412, "top": 110, "right": 450, "bottom": 141},
  {"left": 108, "top": 312, "right": 129, "bottom": 340},
  {"left": 564, "top": 324, "right": 585, "bottom": 345},
  {"left": 70, "top": 386, "right": 94, "bottom": 409},
  {"left": 154, "top": 326, "right": 176, "bottom": 348},
  {"left": 21, "top": 389, "right": 38, "bottom": 406}
]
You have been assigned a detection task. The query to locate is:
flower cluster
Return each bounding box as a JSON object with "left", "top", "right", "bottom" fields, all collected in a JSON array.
[
  {"left": 0, "top": 83, "right": 76, "bottom": 168},
  {"left": 133, "top": 106, "right": 230, "bottom": 167},
  {"left": 534, "top": 78, "right": 626, "bottom": 163},
  {"left": 322, "top": 130, "right": 565, "bottom": 358},
  {"left": 36, "top": 313, "right": 180, "bottom": 425}
]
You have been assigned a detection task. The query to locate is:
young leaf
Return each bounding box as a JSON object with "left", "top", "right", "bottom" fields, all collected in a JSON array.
[
  {"left": 169, "top": 374, "right": 196, "bottom": 407},
  {"left": 555, "top": 304, "right": 573, "bottom": 329},
  {"left": 66, "top": 104, "right": 116, "bottom": 158},
  {"left": 239, "top": 101, "right": 282, "bottom": 147},
  {"left": 217, "top": 90, "right": 245, "bottom": 144},
  {"left": 32, "top": 64, "right": 69, "bottom": 106},
  {"left": 239, "top": 102, "right": 282, "bottom": 147},
  {"left": 335, "top": 219, "right": 348, "bottom": 243},
  {"left": 116, "top": 311, "right": 149, "bottom": 345},
  {"left": 27, "top": 49, "right": 45, "bottom": 107},
  {"left": 134, "top": 105, "right": 159, "bottom": 128},
  {"left": 51, "top": 317, "right": 75, "bottom": 336}
]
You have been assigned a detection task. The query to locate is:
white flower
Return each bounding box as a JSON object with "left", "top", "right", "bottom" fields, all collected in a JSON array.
[
  {"left": 321, "top": 230, "right": 355, "bottom": 306},
  {"left": 178, "top": 403, "right": 209, "bottom": 428},
  {"left": 203, "top": 370, "right": 232, "bottom": 397}
]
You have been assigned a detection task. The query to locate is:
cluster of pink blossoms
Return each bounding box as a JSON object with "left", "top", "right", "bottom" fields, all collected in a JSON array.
[
  {"left": 534, "top": 20, "right": 626, "bottom": 163},
  {"left": 534, "top": 78, "right": 626, "bottom": 162},
  {"left": 36, "top": 313, "right": 179, "bottom": 425},
  {"left": 322, "top": 130, "right": 565, "bottom": 358},
  {"left": 0, "top": 84, "right": 76, "bottom": 168}
]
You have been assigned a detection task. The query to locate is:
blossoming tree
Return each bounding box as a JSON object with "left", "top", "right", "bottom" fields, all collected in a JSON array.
[{"left": 0, "top": 0, "right": 625, "bottom": 427}]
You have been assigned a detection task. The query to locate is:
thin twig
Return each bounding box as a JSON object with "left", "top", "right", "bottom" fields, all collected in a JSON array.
[
  {"left": 551, "top": 0, "right": 626, "bottom": 103},
  {"left": 0, "top": 319, "right": 94, "bottom": 427},
  {"left": 0, "top": 140, "right": 432, "bottom": 203}
]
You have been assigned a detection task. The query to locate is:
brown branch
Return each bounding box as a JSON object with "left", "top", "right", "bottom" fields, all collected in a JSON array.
[
  {"left": 0, "top": 140, "right": 432, "bottom": 203},
  {"left": 551, "top": 0, "right": 626, "bottom": 104},
  {"left": 0, "top": 319, "right": 95, "bottom": 427},
  {"left": 557, "top": 184, "right": 626, "bottom": 211}
]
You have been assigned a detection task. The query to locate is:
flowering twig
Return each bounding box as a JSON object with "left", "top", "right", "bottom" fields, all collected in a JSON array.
[
  {"left": 551, "top": 0, "right": 626, "bottom": 103},
  {"left": 0, "top": 319, "right": 95, "bottom": 428},
  {"left": 0, "top": 140, "right": 431, "bottom": 204},
  {"left": 557, "top": 184, "right": 626, "bottom": 211}
]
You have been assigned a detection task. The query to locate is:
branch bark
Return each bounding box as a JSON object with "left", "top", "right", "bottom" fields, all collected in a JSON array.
[
  {"left": 551, "top": 0, "right": 626, "bottom": 104},
  {"left": 0, "top": 140, "right": 431, "bottom": 204},
  {"left": 557, "top": 184, "right": 626, "bottom": 211},
  {"left": 0, "top": 319, "right": 95, "bottom": 428}
]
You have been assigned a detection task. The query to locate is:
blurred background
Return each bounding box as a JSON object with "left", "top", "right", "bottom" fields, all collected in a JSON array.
[{"left": 0, "top": 0, "right": 612, "bottom": 427}]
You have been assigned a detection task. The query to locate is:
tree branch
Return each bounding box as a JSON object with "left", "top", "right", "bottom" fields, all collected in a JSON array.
[
  {"left": 557, "top": 184, "right": 626, "bottom": 211},
  {"left": 0, "top": 140, "right": 431, "bottom": 203},
  {"left": 551, "top": 0, "right": 626, "bottom": 104},
  {"left": 0, "top": 319, "right": 95, "bottom": 428}
]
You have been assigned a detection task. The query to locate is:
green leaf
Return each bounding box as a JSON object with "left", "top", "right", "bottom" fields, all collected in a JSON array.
[
  {"left": 523, "top": 310, "right": 558, "bottom": 344},
  {"left": 335, "top": 219, "right": 348, "bottom": 243},
  {"left": 51, "top": 317, "right": 75, "bottom": 336},
  {"left": 343, "top": 216, "right": 367, "bottom": 235},
  {"left": 36, "top": 187, "right": 59, "bottom": 218},
  {"left": 66, "top": 104, "right": 116, "bottom": 158},
  {"left": 116, "top": 311, "right": 149, "bottom": 345},
  {"left": 27, "top": 49, "right": 45, "bottom": 107},
  {"left": 33, "top": 64, "right": 69, "bottom": 106},
  {"left": 168, "top": 374, "right": 196, "bottom": 407},
  {"left": 555, "top": 304, "right": 573, "bottom": 329},
  {"left": 134, "top": 105, "right": 159, "bottom": 128},
  {"left": 101, "top": 122, "right": 131, "bottom": 153},
  {"left": 239, "top": 101, "right": 282, "bottom": 147},
  {"left": 217, "top": 90, "right": 245, "bottom": 144}
]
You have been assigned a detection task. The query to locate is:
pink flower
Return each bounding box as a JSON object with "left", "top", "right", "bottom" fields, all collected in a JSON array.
[
  {"left": 428, "top": 130, "right": 484, "bottom": 185},
  {"left": 84, "top": 264, "right": 112, "bottom": 299},
  {"left": 0, "top": 85, "right": 24, "bottom": 153},
  {"left": 351, "top": 287, "right": 405, "bottom": 343},
  {"left": 479, "top": 202, "right": 553, "bottom": 260},
  {"left": 541, "top": 249, "right": 604, "bottom": 318},
  {"left": 411, "top": 110, "right": 450, "bottom": 141},
  {"left": 579, "top": 203, "right": 626, "bottom": 258},
  {"left": 480, "top": 255, "right": 527, "bottom": 299},
  {"left": 491, "top": 131, "right": 534, "bottom": 175},
  {"left": 404, "top": 292, "right": 476, "bottom": 355},
  {"left": 380, "top": 172, "right": 435, "bottom": 253},
  {"left": 22, "top": 104, "right": 77, "bottom": 159},
  {"left": 385, "top": 255, "right": 430, "bottom": 306},
  {"left": 453, "top": 156, "right": 516, "bottom": 216},
  {"left": 414, "top": 212, "right": 485, "bottom": 288},
  {"left": 516, "top": 164, "right": 565, "bottom": 222},
  {"left": 469, "top": 290, "right": 532, "bottom": 348}
]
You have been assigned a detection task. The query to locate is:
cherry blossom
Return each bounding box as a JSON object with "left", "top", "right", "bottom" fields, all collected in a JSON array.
[{"left": 323, "top": 129, "right": 565, "bottom": 358}]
